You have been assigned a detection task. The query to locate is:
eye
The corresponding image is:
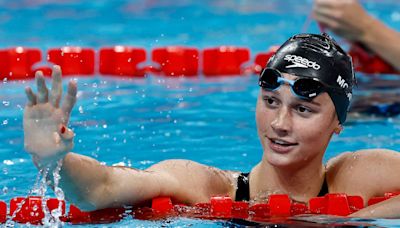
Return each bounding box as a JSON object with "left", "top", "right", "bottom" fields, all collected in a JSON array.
[
  {"left": 262, "top": 96, "right": 278, "bottom": 107},
  {"left": 296, "top": 105, "right": 312, "bottom": 114}
]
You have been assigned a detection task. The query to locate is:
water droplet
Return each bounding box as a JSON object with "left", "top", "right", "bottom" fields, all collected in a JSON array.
[
  {"left": 140, "top": 125, "right": 145, "bottom": 130},
  {"left": 78, "top": 106, "right": 84, "bottom": 114},
  {"left": 2, "top": 119, "right": 8, "bottom": 125},
  {"left": 2, "top": 101, "right": 10, "bottom": 106},
  {"left": 107, "top": 95, "right": 112, "bottom": 101},
  {"left": 3, "top": 160, "right": 14, "bottom": 165}
]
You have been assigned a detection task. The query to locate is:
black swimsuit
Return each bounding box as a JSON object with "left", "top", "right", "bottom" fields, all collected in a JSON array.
[{"left": 234, "top": 172, "right": 329, "bottom": 201}]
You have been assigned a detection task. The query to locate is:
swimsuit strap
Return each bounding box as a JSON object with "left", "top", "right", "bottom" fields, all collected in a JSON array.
[
  {"left": 235, "top": 172, "right": 329, "bottom": 201},
  {"left": 317, "top": 174, "right": 329, "bottom": 197},
  {"left": 235, "top": 172, "right": 250, "bottom": 201}
]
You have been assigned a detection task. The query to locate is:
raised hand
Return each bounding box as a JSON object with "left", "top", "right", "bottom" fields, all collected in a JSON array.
[
  {"left": 23, "top": 65, "right": 77, "bottom": 167},
  {"left": 313, "top": 0, "right": 372, "bottom": 42}
]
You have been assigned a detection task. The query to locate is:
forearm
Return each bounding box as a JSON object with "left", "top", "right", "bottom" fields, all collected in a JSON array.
[
  {"left": 41, "top": 152, "right": 111, "bottom": 210},
  {"left": 350, "top": 196, "right": 400, "bottom": 218},
  {"left": 55, "top": 153, "right": 162, "bottom": 210},
  {"left": 358, "top": 16, "right": 400, "bottom": 71}
]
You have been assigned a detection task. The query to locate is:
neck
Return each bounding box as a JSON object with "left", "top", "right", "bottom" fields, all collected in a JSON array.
[{"left": 252, "top": 155, "right": 326, "bottom": 203}]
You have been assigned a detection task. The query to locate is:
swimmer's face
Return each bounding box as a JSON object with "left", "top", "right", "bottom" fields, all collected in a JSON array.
[{"left": 256, "top": 73, "right": 340, "bottom": 168}]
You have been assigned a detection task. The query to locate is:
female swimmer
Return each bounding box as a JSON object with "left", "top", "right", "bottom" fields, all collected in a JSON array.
[{"left": 23, "top": 33, "right": 400, "bottom": 218}]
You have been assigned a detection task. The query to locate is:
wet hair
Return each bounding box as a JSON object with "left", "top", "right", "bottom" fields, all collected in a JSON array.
[{"left": 266, "top": 33, "right": 356, "bottom": 124}]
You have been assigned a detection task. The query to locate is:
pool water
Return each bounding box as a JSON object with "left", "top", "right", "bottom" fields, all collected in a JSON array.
[{"left": 1, "top": 0, "right": 400, "bottom": 227}]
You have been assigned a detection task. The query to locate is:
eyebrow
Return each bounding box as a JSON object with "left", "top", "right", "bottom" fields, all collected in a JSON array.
[{"left": 297, "top": 98, "right": 322, "bottom": 107}]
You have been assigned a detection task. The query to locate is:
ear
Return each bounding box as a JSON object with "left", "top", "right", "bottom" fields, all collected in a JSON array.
[{"left": 334, "top": 125, "right": 343, "bottom": 135}]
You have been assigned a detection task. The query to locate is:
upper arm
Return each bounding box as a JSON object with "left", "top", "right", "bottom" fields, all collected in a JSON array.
[
  {"left": 101, "top": 159, "right": 236, "bottom": 208},
  {"left": 147, "top": 159, "right": 237, "bottom": 204},
  {"left": 327, "top": 149, "right": 400, "bottom": 200}
]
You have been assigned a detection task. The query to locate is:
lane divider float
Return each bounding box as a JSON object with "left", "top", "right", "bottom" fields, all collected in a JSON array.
[
  {"left": 1, "top": 192, "right": 399, "bottom": 224},
  {"left": 0, "top": 44, "right": 397, "bottom": 81}
]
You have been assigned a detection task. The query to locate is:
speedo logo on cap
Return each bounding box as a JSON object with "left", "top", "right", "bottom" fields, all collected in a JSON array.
[{"left": 284, "top": 54, "right": 321, "bottom": 70}]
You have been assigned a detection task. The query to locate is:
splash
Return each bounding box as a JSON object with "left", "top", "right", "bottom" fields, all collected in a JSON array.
[{"left": 6, "top": 160, "right": 65, "bottom": 227}]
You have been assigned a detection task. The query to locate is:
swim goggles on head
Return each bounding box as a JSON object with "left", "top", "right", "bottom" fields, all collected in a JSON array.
[{"left": 258, "top": 68, "right": 341, "bottom": 100}]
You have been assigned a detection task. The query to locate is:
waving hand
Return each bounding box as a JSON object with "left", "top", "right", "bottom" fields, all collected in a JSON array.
[{"left": 23, "top": 66, "right": 77, "bottom": 166}]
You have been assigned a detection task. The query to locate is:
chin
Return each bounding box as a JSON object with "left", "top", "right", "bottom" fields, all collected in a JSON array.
[{"left": 264, "top": 150, "right": 296, "bottom": 167}]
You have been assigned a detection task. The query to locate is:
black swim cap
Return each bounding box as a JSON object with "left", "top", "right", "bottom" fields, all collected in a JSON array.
[{"left": 266, "top": 33, "right": 356, "bottom": 124}]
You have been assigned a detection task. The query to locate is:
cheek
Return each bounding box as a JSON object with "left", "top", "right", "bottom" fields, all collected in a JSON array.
[
  {"left": 255, "top": 100, "right": 269, "bottom": 132},
  {"left": 294, "top": 113, "right": 335, "bottom": 149}
]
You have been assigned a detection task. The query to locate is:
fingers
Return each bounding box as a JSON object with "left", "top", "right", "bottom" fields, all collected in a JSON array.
[
  {"left": 35, "top": 71, "right": 49, "bottom": 104},
  {"left": 25, "top": 87, "right": 37, "bottom": 106},
  {"left": 61, "top": 80, "right": 78, "bottom": 121},
  {"left": 50, "top": 65, "right": 63, "bottom": 108},
  {"left": 314, "top": 0, "right": 336, "bottom": 8},
  {"left": 313, "top": 10, "right": 340, "bottom": 30},
  {"left": 313, "top": 0, "right": 342, "bottom": 19}
]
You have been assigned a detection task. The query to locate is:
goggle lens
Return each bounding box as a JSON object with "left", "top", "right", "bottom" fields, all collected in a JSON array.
[{"left": 292, "top": 78, "right": 323, "bottom": 98}]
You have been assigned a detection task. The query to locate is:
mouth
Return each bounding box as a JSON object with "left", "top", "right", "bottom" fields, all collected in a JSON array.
[{"left": 267, "top": 137, "right": 298, "bottom": 153}]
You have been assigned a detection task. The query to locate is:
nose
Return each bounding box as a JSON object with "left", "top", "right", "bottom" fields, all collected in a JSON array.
[{"left": 271, "top": 105, "right": 292, "bottom": 136}]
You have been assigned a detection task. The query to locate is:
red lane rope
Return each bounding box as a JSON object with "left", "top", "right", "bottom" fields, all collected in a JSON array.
[
  {"left": 3, "top": 192, "right": 400, "bottom": 224},
  {"left": 0, "top": 45, "right": 397, "bottom": 81}
]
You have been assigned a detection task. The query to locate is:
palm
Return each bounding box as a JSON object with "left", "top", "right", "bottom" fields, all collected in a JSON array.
[{"left": 23, "top": 66, "right": 77, "bottom": 162}]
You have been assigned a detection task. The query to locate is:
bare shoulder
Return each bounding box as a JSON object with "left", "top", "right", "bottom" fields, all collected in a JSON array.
[
  {"left": 326, "top": 149, "right": 400, "bottom": 197},
  {"left": 327, "top": 148, "right": 400, "bottom": 170},
  {"left": 147, "top": 159, "right": 237, "bottom": 203}
]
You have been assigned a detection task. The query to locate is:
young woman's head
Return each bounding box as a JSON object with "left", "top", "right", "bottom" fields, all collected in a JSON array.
[{"left": 256, "top": 33, "right": 356, "bottom": 168}]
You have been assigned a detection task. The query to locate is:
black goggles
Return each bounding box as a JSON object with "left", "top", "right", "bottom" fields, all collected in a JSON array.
[{"left": 258, "top": 68, "right": 341, "bottom": 99}]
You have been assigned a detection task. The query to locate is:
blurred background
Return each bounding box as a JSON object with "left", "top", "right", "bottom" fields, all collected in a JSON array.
[{"left": 0, "top": 0, "right": 398, "bottom": 52}]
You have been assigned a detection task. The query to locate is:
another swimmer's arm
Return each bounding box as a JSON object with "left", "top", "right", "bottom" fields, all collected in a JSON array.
[
  {"left": 313, "top": 0, "right": 400, "bottom": 71},
  {"left": 356, "top": 16, "right": 400, "bottom": 72}
]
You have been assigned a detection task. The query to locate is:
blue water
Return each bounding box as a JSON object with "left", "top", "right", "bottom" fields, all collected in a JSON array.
[{"left": 0, "top": 0, "right": 400, "bottom": 227}]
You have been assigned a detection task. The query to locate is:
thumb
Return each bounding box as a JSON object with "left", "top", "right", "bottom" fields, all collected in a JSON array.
[{"left": 59, "top": 124, "right": 74, "bottom": 141}]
